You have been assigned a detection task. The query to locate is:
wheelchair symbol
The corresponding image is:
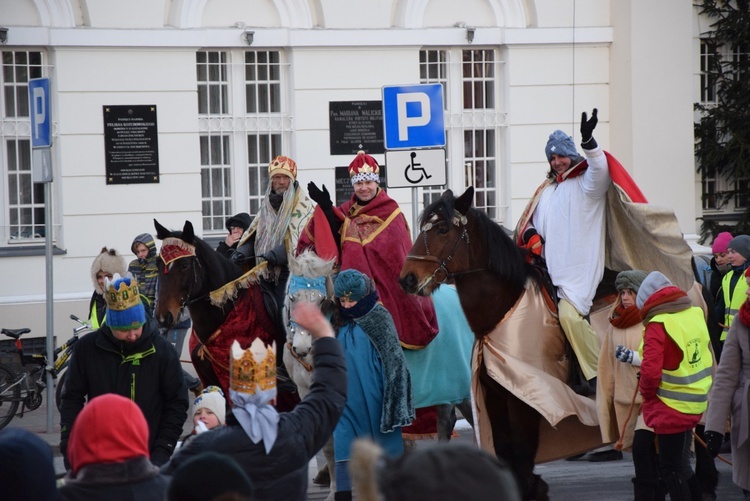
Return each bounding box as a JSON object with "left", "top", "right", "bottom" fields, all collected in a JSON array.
[{"left": 404, "top": 152, "right": 432, "bottom": 184}]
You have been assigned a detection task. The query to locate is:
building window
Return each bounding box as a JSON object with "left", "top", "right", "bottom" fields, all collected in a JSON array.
[
  {"left": 701, "top": 170, "right": 719, "bottom": 211},
  {"left": 700, "top": 40, "right": 717, "bottom": 104},
  {"left": 419, "top": 49, "right": 449, "bottom": 208},
  {"left": 197, "top": 50, "right": 290, "bottom": 234},
  {"left": 463, "top": 49, "right": 495, "bottom": 109},
  {"left": 1, "top": 50, "right": 47, "bottom": 244}
]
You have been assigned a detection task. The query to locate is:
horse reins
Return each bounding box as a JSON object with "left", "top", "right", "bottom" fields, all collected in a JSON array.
[{"left": 406, "top": 209, "right": 484, "bottom": 284}]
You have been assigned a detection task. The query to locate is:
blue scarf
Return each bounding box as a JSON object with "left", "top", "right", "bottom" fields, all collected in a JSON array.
[{"left": 230, "top": 388, "right": 280, "bottom": 454}]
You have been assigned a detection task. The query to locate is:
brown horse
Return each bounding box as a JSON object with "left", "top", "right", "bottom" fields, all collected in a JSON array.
[
  {"left": 399, "top": 188, "right": 603, "bottom": 501},
  {"left": 153, "top": 219, "right": 284, "bottom": 403}
]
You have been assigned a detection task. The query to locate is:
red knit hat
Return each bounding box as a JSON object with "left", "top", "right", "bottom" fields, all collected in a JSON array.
[
  {"left": 68, "top": 394, "right": 150, "bottom": 475},
  {"left": 711, "top": 231, "right": 733, "bottom": 254},
  {"left": 348, "top": 150, "right": 380, "bottom": 185}
]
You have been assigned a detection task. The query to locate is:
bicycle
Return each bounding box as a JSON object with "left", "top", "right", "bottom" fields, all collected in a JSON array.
[{"left": 0, "top": 314, "right": 91, "bottom": 430}]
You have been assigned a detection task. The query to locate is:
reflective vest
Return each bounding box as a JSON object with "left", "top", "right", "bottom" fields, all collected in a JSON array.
[
  {"left": 89, "top": 302, "right": 106, "bottom": 330},
  {"left": 649, "top": 308, "right": 713, "bottom": 415},
  {"left": 721, "top": 269, "right": 749, "bottom": 341}
]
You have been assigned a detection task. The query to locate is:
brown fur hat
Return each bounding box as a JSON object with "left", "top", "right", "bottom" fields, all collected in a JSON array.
[{"left": 90, "top": 247, "right": 127, "bottom": 294}]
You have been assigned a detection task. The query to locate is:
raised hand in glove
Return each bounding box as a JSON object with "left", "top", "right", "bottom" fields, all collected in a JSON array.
[
  {"left": 307, "top": 182, "right": 332, "bottom": 210},
  {"left": 580, "top": 108, "right": 598, "bottom": 147},
  {"left": 704, "top": 430, "right": 724, "bottom": 458},
  {"left": 615, "top": 345, "right": 641, "bottom": 366},
  {"left": 522, "top": 227, "right": 544, "bottom": 256}
]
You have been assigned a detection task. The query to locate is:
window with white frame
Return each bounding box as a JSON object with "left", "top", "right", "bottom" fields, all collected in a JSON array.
[
  {"left": 1, "top": 50, "right": 47, "bottom": 244},
  {"left": 419, "top": 49, "right": 449, "bottom": 208},
  {"left": 418, "top": 48, "right": 505, "bottom": 222},
  {"left": 197, "top": 50, "right": 289, "bottom": 234},
  {"left": 700, "top": 39, "right": 717, "bottom": 104}
]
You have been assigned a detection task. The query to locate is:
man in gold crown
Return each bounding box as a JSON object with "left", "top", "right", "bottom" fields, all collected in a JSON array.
[
  {"left": 162, "top": 301, "right": 347, "bottom": 501},
  {"left": 59, "top": 273, "right": 189, "bottom": 468}
]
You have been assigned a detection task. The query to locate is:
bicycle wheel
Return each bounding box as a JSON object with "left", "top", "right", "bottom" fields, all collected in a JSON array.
[{"left": 0, "top": 364, "right": 21, "bottom": 430}]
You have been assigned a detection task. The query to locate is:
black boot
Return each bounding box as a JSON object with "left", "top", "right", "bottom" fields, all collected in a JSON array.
[
  {"left": 632, "top": 477, "right": 660, "bottom": 501},
  {"left": 334, "top": 491, "right": 352, "bottom": 501},
  {"left": 664, "top": 473, "right": 691, "bottom": 501}
]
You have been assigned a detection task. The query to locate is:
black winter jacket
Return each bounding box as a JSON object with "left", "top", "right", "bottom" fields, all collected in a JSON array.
[
  {"left": 59, "top": 318, "right": 189, "bottom": 465},
  {"left": 161, "top": 337, "right": 347, "bottom": 500}
]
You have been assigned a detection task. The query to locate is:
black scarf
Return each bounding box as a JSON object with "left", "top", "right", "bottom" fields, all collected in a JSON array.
[{"left": 339, "top": 290, "right": 380, "bottom": 321}]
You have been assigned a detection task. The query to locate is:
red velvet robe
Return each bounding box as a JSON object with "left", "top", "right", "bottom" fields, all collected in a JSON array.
[{"left": 298, "top": 189, "right": 438, "bottom": 349}]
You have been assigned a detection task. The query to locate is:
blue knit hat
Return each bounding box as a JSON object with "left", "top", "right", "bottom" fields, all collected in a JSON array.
[
  {"left": 105, "top": 273, "right": 147, "bottom": 331},
  {"left": 545, "top": 130, "right": 579, "bottom": 162},
  {"left": 334, "top": 269, "right": 374, "bottom": 302}
]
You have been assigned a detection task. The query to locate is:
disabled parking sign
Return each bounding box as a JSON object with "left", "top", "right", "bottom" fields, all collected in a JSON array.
[{"left": 382, "top": 84, "right": 445, "bottom": 150}]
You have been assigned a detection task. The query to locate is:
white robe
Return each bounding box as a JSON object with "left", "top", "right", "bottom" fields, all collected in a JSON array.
[{"left": 533, "top": 146, "right": 610, "bottom": 316}]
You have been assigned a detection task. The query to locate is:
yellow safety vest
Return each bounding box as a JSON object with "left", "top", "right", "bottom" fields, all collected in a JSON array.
[
  {"left": 648, "top": 308, "right": 713, "bottom": 415},
  {"left": 89, "top": 302, "right": 106, "bottom": 330},
  {"left": 721, "top": 269, "right": 749, "bottom": 341}
]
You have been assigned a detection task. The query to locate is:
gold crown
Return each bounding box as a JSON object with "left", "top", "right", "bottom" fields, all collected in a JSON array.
[
  {"left": 230, "top": 339, "right": 277, "bottom": 394},
  {"left": 105, "top": 273, "right": 142, "bottom": 311}
]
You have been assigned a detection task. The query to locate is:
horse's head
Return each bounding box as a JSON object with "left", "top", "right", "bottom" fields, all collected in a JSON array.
[
  {"left": 283, "top": 250, "right": 336, "bottom": 357},
  {"left": 399, "top": 187, "right": 477, "bottom": 296},
  {"left": 153, "top": 219, "right": 242, "bottom": 330}
]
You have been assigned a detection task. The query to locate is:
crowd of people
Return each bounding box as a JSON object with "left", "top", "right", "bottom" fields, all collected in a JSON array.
[{"left": 3, "top": 123, "right": 750, "bottom": 501}]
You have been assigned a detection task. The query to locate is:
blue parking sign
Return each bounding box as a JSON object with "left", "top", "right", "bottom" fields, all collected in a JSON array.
[
  {"left": 29, "top": 78, "right": 51, "bottom": 148},
  {"left": 382, "top": 84, "right": 445, "bottom": 150}
]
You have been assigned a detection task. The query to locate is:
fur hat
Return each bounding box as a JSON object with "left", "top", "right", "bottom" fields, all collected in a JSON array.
[
  {"left": 351, "top": 439, "right": 521, "bottom": 501},
  {"left": 334, "top": 269, "right": 374, "bottom": 302},
  {"left": 225, "top": 212, "right": 252, "bottom": 232},
  {"left": 268, "top": 155, "right": 297, "bottom": 180},
  {"left": 105, "top": 273, "right": 147, "bottom": 331},
  {"left": 711, "top": 231, "right": 733, "bottom": 254},
  {"left": 90, "top": 247, "right": 127, "bottom": 295},
  {"left": 614, "top": 270, "right": 648, "bottom": 293},
  {"left": 728, "top": 234, "right": 750, "bottom": 260},
  {"left": 349, "top": 150, "right": 380, "bottom": 185},
  {"left": 193, "top": 386, "right": 227, "bottom": 425},
  {"left": 636, "top": 271, "right": 673, "bottom": 310},
  {"left": 167, "top": 452, "right": 254, "bottom": 501},
  {"left": 545, "top": 130, "right": 579, "bottom": 162}
]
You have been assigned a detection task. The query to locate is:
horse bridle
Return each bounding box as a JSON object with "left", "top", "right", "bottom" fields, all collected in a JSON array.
[
  {"left": 161, "top": 252, "right": 208, "bottom": 312},
  {"left": 406, "top": 209, "right": 483, "bottom": 284}
]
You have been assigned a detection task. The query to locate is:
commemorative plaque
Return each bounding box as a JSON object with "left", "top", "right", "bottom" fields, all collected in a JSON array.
[
  {"left": 329, "top": 101, "right": 384, "bottom": 155},
  {"left": 103, "top": 105, "right": 159, "bottom": 184}
]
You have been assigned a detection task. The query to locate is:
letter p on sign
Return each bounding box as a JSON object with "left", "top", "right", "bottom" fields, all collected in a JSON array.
[
  {"left": 383, "top": 84, "right": 445, "bottom": 150},
  {"left": 28, "top": 78, "right": 51, "bottom": 148}
]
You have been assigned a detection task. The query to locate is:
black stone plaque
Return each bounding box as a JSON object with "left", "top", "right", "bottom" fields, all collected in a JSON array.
[
  {"left": 329, "top": 101, "right": 384, "bottom": 155},
  {"left": 104, "top": 105, "right": 159, "bottom": 184},
  {"left": 334, "top": 165, "right": 387, "bottom": 206}
]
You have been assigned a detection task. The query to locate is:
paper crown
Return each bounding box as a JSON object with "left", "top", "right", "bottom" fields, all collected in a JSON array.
[
  {"left": 268, "top": 155, "right": 297, "bottom": 181},
  {"left": 104, "top": 273, "right": 146, "bottom": 330},
  {"left": 230, "top": 339, "right": 277, "bottom": 394},
  {"left": 348, "top": 150, "right": 380, "bottom": 184}
]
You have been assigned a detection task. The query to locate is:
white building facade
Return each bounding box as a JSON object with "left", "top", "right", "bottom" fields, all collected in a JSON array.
[{"left": 0, "top": 0, "right": 703, "bottom": 340}]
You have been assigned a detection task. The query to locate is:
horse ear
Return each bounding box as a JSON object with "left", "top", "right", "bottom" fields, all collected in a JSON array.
[
  {"left": 441, "top": 189, "right": 454, "bottom": 199},
  {"left": 454, "top": 186, "right": 475, "bottom": 215},
  {"left": 183, "top": 221, "right": 195, "bottom": 242},
  {"left": 154, "top": 219, "right": 170, "bottom": 240}
]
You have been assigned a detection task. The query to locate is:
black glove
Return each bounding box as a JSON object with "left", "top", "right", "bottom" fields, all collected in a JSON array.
[
  {"left": 580, "top": 108, "right": 598, "bottom": 147},
  {"left": 308, "top": 182, "right": 332, "bottom": 210},
  {"left": 150, "top": 446, "right": 172, "bottom": 467},
  {"left": 704, "top": 430, "right": 723, "bottom": 458}
]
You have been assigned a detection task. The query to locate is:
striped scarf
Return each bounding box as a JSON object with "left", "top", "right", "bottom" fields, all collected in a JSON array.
[{"left": 254, "top": 183, "right": 297, "bottom": 265}]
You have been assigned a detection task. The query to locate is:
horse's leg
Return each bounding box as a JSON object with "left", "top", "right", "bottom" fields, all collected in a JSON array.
[
  {"left": 480, "top": 365, "right": 548, "bottom": 501},
  {"left": 323, "top": 437, "right": 336, "bottom": 500},
  {"left": 436, "top": 404, "right": 457, "bottom": 442},
  {"left": 507, "top": 396, "right": 548, "bottom": 501},
  {"left": 456, "top": 397, "right": 474, "bottom": 428}
]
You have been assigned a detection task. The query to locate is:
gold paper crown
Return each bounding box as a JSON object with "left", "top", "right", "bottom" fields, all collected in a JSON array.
[
  {"left": 105, "top": 273, "right": 142, "bottom": 312},
  {"left": 230, "top": 339, "right": 277, "bottom": 394}
]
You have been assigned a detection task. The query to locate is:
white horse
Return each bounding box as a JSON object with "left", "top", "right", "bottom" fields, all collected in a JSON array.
[{"left": 282, "top": 251, "right": 475, "bottom": 496}]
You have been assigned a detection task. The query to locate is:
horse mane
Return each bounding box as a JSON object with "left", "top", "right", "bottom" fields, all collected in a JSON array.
[
  {"left": 289, "top": 249, "right": 336, "bottom": 279},
  {"left": 420, "top": 194, "right": 529, "bottom": 290},
  {"left": 160, "top": 226, "right": 243, "bottom": 290}
]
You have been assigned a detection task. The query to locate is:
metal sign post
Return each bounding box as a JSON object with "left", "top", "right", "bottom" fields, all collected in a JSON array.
[
  {"left": 382, "top": 84, "right": 447, "bottom": 239},
  {"left": 29, "top": 77, "right": 54, "bottom": 433}
]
